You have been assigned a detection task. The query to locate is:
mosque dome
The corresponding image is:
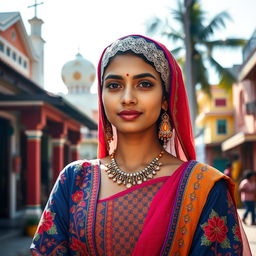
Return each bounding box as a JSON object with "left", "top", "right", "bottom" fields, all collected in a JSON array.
[{"left": 61, "top": 53, "right": 96, "bottom": 94}]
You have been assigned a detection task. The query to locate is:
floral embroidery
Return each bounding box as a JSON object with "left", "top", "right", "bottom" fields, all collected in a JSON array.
[
  {"left": 60, "top": 172, "right": 67, "bottom": 184},
  {"left": 232, "top": 224, "right": 242, "bottom": 242},
  {"left": 201, "top": 209, "right": 230, "bottom": 250},
  {"left": 70, "top": 236, "right": 87, "bottom": 254},
  {"left": 72, "top": 191, "right": 84, "bottom": 203},
  {"left": 82, "top": 161, "right": 91, "bottom": 168},
  {"left": 37, "top": 210, "right": 57, "bottom": 235}
]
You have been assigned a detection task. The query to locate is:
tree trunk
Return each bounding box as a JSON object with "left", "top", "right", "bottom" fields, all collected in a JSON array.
[{"left": 184, "top": 0, "right": 196, "bottom": 135}]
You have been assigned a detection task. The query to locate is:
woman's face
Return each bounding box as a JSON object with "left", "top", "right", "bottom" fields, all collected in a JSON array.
[{"left": 102, "top": 54, "right": 167, "bottom": 135}]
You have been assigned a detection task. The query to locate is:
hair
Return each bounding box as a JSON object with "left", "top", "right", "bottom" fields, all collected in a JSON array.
[
  {"left": 225, "top": 162, "right": 232, "bottom": 168},
  {"left": 243, "top": 170, "right": 256, "bottom": 180}
]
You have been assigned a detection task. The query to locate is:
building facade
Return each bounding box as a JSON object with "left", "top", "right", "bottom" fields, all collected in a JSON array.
[
  {"left": 0, "top": 12, "right": 97, "bottom": 221},
  {"left": 196, "top": 85, "right": 234, "bottom": 171},
  {"left": 222, "top": 29, "right": 256, "bottom": 173}
]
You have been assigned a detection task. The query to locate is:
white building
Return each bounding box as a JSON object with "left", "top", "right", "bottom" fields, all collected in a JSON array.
[{"left": 61, "top": 53, "right": 98, "bottom": 159}]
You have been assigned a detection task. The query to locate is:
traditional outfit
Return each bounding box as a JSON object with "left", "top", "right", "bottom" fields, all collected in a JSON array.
[{"left": 31, "top": 35, "right": 251, "bottom": 255}]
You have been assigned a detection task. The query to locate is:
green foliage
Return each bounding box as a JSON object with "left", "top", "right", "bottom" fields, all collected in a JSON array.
[
  {"left": 220, "top": 238, "right": 231, "bottom": 249},
  {"left": 201, "top": 235, "right": 211, "bottom": 246},
  {"left": 146, "top": 0, "right": 246, "bottom": 95}
]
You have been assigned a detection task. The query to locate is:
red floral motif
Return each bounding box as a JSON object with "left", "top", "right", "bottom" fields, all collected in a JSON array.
[
  {"left": 72, "top": 191, "right": 84, "bottom": 203},
  {"left": 232, "top": 224, "right": 242, "bottom": 242},
  {"left": 70, "top": 236, "right": 87, "bottom": 254},
  {"left": 60, "top": 172, "right": 67, "bottom": 184},
  {"left": 204, "top": 216, "right": 228, "bottom": 243},
  {"left": 41, "top": 246, "right": 47, "bottom": 253},
  {"left": 82, "top": 162, "right": 91, "bottom": 167},
  {"left": 37, "top": 210, "right": 54, "bottom": 234},
  {"left": 78, "top": 201, "right": 86, "bottom": 207}
]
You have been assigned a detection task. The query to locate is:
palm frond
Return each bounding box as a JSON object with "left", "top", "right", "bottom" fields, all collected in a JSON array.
[
  {"left": 145, "top": 17, "right": 162, "bottom": 35},
  {"left": 193, "top": 54, "right": 211, "bottom": 96},
  {"left": 208, "top": 56, "right": 235, "bottom": 90},
  {"left": 170, "top": 46, "right": 184, "bottom": 57},
  {"left": 162, "top": 30, "right": 185, "bottom": 43},
  {"left": 205, "top": 39, "right": 247, "bottom": 49},
  {"left": 200, "top": 11, "right": 231, "bottom": 41},
  {"left": 171, "top": 0, "right": 184, "bottom": 22}
]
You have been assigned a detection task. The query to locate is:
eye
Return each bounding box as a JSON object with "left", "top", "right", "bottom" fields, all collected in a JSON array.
[
  {"left": 138, "top": 81, "right": 153, "bottom": 88},
  {"left": 106, "top": 82, "right": 121, "bottom": 89}
]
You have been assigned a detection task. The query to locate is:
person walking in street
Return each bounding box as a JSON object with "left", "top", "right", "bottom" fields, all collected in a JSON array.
[{"left": 239, "top": 171, "right": 256, "bottom": 226}]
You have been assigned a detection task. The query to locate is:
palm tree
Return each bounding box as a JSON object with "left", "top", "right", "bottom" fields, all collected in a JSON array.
[{"left": 147, "top": 0, "right": 246, "bottom": 132}]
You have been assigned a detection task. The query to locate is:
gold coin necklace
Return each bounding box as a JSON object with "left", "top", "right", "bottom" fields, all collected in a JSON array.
[{"left": 105, "top": 151, "right": 164, "bottom": 188}]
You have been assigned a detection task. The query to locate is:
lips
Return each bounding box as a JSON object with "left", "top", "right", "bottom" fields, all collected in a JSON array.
[{"left": 118, "top": 110, "right": 142, "bottom": 121}]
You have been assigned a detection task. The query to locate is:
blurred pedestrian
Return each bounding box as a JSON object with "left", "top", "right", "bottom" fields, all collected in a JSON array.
[
  {"left": 224, "top": 162, "right": 232, "bottom": 177},
  {"left": 239, "top": 171, "right": 256, "bottom": 225}
]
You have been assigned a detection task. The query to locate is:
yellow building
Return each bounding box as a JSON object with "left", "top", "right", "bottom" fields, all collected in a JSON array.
[{"left": 196, "top": 85, "right": 234, "bottom": 171}]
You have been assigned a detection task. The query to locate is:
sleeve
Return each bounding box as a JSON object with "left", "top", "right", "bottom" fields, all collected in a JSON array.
[
  {"left": 30, "top": 165, "right": 73, "bottom": 256},
  {"left": 189, "top": 179, "right": 243, "bottom": 256}
]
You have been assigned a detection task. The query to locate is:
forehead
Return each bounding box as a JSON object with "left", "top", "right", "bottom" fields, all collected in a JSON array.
[{"left": 103, "top": 54, "right": 159, "bottom": 76}]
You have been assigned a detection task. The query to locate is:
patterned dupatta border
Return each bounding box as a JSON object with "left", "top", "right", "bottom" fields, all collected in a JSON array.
[
  {"left": 84, "top": 160, "right": 101, "bottom": 255},
  {"left": 161, "top": 161, "right": 230, "bottom": 256}
]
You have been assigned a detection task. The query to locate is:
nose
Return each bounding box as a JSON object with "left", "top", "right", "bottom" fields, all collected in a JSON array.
[{"left": 121, "top": 87, "right": 137, "bottom": 105}]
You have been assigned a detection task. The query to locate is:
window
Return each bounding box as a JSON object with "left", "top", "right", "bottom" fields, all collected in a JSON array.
[
  {"left": 12, "top": 51, "right": 16, "bottom": 61},
  {"left": 23, "top": 60, "right": 27, "bottom": 68},
  {"left": 215, "top": 98, "right": 226, "bottom": 106},
  {"left": 11, "top": 30, "right": 16, "bottom": 40},
  {"left": 6, "top": 47, "right": 11, "bottom": 56},
  {"left": 217, "top": 119, "right": 227, "bottom": 134},
  {"left": 18, "top": 56, "right": 22, "bottom": 65},
  {"left": 0, "top": 41, "right": 4, "bottom": 52}
]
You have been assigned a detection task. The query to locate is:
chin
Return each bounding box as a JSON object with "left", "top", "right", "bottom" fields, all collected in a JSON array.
[{"left": 115, "top": 123, "right": 157, "bottom": 135}]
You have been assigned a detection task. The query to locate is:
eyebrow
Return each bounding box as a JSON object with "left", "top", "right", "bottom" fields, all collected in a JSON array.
[{"left": 104, "top": 73, "right": 157, "bottom": 81}]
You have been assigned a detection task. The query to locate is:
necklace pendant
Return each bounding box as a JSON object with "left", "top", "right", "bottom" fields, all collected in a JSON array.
[
  {"left": 126, "top": 183, "right": 132, "bottom": 188},
  {"left": 147, "top": 173, "right": 153, "bottom": 179}
]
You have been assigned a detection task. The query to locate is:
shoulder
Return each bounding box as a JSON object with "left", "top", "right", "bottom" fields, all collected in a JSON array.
[
  {"left": 61, "top": 159, "right": 100, "bottom": 179},
  {"left": 192, "top": 161, "right": 225, "bottom": 177},
  {"left": 239, "top": 179, "right": 248, "bottom": 187},
  {"left": 189, "top": 161, "right": 233, "bottom": 188}
]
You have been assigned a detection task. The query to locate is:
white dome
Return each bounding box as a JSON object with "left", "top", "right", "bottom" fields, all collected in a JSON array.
[{"left": 61, "top": 53, "right": 96, "bottom": 94}]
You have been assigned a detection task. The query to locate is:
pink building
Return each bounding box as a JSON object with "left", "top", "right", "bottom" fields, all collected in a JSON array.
[{"left": 222, "top": 30, "right": 256, "bottom": 173}]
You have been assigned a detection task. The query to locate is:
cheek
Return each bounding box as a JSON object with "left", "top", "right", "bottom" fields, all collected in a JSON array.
[
  {"left": 102, "top": 92, "right": 116, "bottom": 120},
  {"left": 141, "top": 93, "right": 163, "bottom": 121}
]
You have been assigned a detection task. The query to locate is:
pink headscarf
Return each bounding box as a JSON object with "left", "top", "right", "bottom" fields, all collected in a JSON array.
[{"left": 97, "top": 35, "right": 196, "bottom": 161}]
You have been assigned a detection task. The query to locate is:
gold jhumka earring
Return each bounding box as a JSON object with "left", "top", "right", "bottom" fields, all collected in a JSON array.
[
  {"left": 105, "top": 122, "right": 113, "bottom": 152},
  {"left": 158, "top": 112, "right": 172, "bottom": 148}
]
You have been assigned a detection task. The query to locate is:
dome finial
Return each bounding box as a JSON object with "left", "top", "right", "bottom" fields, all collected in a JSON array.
[{"left": 61, "top": 53, "right": 96, "bottom": 94}]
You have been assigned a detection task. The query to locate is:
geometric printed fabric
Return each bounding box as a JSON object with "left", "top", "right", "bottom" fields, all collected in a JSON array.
[{"left": 95, "top": 178, "right": 167, "bottom": 255}]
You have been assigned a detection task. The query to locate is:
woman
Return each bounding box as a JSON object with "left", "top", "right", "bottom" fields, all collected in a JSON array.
[
  {"left": 239, "top": 171, "right": 256, "bottom": 226},
  {"left": 30, "top": 35, "right": 251, "bottom": 255}
]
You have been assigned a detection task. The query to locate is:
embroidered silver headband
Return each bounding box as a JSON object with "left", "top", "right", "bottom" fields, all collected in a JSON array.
[{"left": 101, "top": 37, "right": 170, "bottom": 90}]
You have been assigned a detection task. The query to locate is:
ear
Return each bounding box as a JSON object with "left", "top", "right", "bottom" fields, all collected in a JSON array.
[{"left": 161, "top": 99, "right": 168, "bottom": 111}]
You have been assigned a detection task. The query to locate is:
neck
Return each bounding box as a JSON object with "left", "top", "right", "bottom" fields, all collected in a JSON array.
[{"left": 114, "top": 125, "right": 164, "bottom": 172}]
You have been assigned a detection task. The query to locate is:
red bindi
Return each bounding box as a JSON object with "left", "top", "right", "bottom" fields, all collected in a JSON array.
[{"left": 126, "top": 73, "right": 129, "bottom": 76}]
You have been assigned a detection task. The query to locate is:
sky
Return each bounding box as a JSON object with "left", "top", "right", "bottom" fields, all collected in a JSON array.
[{"left": 1, "top": 0, "right": 256, "bottom": 94}]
